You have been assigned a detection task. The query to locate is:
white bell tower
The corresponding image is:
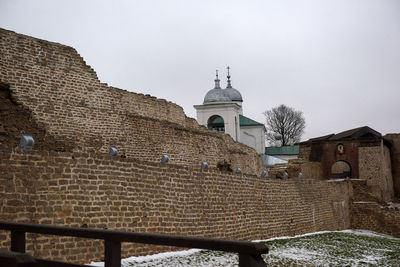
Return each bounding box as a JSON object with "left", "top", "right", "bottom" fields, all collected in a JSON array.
[{"left": 194, "top": 68, "right": 242, "bottom": 142}]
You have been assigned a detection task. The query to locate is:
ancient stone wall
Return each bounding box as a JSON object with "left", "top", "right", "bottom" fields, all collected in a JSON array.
[
  {"left": 358, "top": 143, "right": 394, "bottom": 202},
  {"left": 298, "top": 143, "right": 311, "bottom": 160},
  {"left": 350, "top": 179, "right": 400, "bottom": 238},
  {"left": 1, "top": 27, "right": 397, "bottom": 265},
  {"left": 299, "top": 140, "right": 361, "bottom": 179},
  {"left": 0, "top": 149, "right": 351, "bottom": 264},
  {"left": 299, "top": 137, "right": 395, "bottom": 203},
  {"left": 267, "top": 159, "right": 322, "bottom": 181},
  {"left": 319, "top": 141, "right": 360, "bottom": 179},
  {"left": 351, "top": 202, "right": 400, "bottom": 238},
  {"left": 384, "top": 134, "right": 400, "bottom": 198},
  {"left": 0, "top": 28, "right": 263, "bottom": 175},
  {"left": 0, "top": 82, "right": 74, "bottom": 152}
]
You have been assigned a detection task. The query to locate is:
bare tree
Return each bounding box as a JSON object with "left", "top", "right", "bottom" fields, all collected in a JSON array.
[{"left": 263, "top": 104, "right": 305, "bottom": 146}]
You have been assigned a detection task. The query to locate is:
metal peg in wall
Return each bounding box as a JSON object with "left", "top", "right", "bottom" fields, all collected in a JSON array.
[
  {"left": 161, "top": 154, "right": 169, "bottom": 163},
  {"left": 261, "top": 170, "right": 267, "bottom": 178},
  {"left": 109, "top": 146, "right": 118, "bottom": 156},
  {"left": 19, "top": 135, "right": 34, "bottom": 150},
  {"left": 200, "top": 161, "right": 208, "bottom": 171}
]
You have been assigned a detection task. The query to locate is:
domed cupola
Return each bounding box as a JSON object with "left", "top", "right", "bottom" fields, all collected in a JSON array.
[
  {"left": 224, "top": 66, "right": 243, "bottom": 102},
  {"left": 203, "top": 70, "right": 231, "bottom": 104}
]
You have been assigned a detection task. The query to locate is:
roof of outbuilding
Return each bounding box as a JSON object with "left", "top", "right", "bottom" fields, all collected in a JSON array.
[
  {"left": 239, "top": 115, "right": 263, "bottom": 126},
  {"left": 329, "top": 126, "right": 381, "bottom": 140},
  {"left": 265, "top": 145, "right": 299, "bottom": 155},
  {"left": 300, "top": 126, "right": 382, "bottom": 144}
]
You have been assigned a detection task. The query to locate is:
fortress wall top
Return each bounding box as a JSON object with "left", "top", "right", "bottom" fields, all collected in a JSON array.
[
  {"left": 0, "top": 28, "right": 263, "bottom": 174},
  {"left": 0, "top": 28, "right": 186, "bottom": 126}
]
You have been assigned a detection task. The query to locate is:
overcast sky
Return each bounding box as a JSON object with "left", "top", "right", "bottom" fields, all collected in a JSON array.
[{"left": 1, "top": 0, "right": 399, "bottom": 141}]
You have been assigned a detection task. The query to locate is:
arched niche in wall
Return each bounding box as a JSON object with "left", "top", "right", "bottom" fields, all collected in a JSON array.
[
  {"left": 331, "top": 160, "right": 352, "bottom": 179},
  {"left": 207, "top": 115, "right": 225, "bottom": 132}
]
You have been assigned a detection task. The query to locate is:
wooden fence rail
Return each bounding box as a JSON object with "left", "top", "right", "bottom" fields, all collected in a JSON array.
[{"left": 0, "top": 221, "right": 268, "bottom": 267}]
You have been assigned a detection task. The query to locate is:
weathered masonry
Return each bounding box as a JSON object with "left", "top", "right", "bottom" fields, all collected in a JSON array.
[
  {"left": 0, "top": 28, "right": 399, "bottom": 264},
  {"left": 299, "top": 126, "right": 398, "bottom": 202},
  {"left": 0, "top": 149, "right": 351, "bottom": 263},
  {"left": 0, "top": 28, "right": 262, "bottom": 175}
]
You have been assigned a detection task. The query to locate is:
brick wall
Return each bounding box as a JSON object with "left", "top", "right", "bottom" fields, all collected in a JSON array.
[
  {"left": 0, "top": 26, "right": 396, "bottom": 265},
  {"left": 384, "top": 134, "right": 400, "bottom": 198},
  {"left": 299, "top": 138, "right": 395, "bottom": 202},
  {"left": 0, "top": 28, "right": 263, "bottom": 175},
  {"left": 351, "top": 202, "right": 400, "bottom": 238},
  {"left": 314, "top": 141, "right": 361, "bottom": 179},
  {"left": 358, "top": 144, "right": 394, "bottom": 202},
  {"left": 0, "top": 149, "right": 352, "bottom": 264},
  {"left": 298, "top": 143, "right": 311, "bottom": 160}
]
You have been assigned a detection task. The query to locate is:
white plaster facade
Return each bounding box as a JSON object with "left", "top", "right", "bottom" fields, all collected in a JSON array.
[
  {"left": 194, "top": 102, "right": 242, "bottom": 142},
  {"left": 194, "top": 71, "right": 266, "bottom": 154},
  {"left": 240, "top": 125, "right": 265, "bottom": 154}
]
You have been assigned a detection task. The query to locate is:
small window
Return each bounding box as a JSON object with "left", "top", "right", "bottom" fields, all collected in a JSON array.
[{"left": 207, "top": 115, "right": 225, "bottom": 132}]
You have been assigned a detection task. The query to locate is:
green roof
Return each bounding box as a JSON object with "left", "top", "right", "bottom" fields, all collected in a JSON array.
[
  {"left": 239, "top": 115, "right": 264, "bottom": 127},
  {"left": 209, "top": 115, "right": 264, "bottom": 127},
  {"left": 265, "top": 145, "right": 299, "bottom": 155}
]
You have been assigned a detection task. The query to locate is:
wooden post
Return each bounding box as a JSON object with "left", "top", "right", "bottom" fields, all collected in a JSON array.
[
  {"left": 11, "top": 231, "right": 26, "bottom": 253},
  {"left": 239, "top": 253, "right": 267, "bottom": 267},
  {"left": 0, "top": 250, "right": 35, "bottom": 267},
  {"left": 104, "top": 239, "right": 121, "bottom": 267}
]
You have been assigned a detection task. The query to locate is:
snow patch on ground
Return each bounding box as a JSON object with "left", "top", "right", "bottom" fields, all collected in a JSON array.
[
  {"left": 341, "top": 229, "right": 400, "bottom": 240},
  {"left": 123, "top": 249, "right": 202, "bottom": 263},
  {"left": 89, "top": 229, "right": 399, "bottom": 267},
  {"left": 254, "top": 229, "right": 399, "bottom": 242},
  {"left": 90, "top": 249, "right": 203, "bottom": 267},
  {"left": 253, "top": 230, "right": 333, "bottom": 242},
  {"left": 269, "top": 247, "right": 319, "bottom": 260}
]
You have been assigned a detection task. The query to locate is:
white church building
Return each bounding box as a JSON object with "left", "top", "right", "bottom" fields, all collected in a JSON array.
[{"left": 194, "top": 68, "right": 265, "bottom": 154}]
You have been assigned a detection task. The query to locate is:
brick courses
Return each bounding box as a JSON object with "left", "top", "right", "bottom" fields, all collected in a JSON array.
[
  {"left": 1, "top": 27, "right": 400, "bottom": 264},
  {"left": 0, "top": 149, "right": 352, "bottom": 263},
  {"left": 0, "top": 27, "right": 262, "bottom": 175},
  {"left": 358, "top": 144, "right": 394, "bottom": 202},
  {"left": 384, "top": 134, "right": 400, "bottom": 198},
  {"left": 351, "top": 202, "right": 400, "bottom": 237}
]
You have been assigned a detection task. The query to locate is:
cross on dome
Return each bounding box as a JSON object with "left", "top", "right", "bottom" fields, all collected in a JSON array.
[
  {"left": 224, "top": 67, "right": 242, "bottom": 102},
  {"left": 226, "top": 66, "right": 232, "bottom": 88},
  {"left": 202, "top": 67, "right": 243, "bottom": 104}
]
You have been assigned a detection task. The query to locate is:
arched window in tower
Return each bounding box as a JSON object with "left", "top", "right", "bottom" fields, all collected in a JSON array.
[
  {"left": 331, "top": 160, "right": 352, "bottom": 179},
  {"left": 207, "top": 115, "right": 225, "bottom": 132}
]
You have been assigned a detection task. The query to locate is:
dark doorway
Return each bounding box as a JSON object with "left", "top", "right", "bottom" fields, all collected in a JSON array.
[{"left": 331, "top": 161, "right": 352, "bottom": 178}]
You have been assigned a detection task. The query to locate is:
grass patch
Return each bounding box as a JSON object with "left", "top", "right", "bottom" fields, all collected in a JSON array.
[
  {"left": 91, "top": 230, "right": 400, "bottom": 266},
  {"left": 262, "top": 231, "right": 400, "bottom": 266}
]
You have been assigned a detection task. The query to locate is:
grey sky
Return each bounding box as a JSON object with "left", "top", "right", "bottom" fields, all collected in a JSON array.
[{"left": 1, "top": 0, "right": 399, "bottom": 141}]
